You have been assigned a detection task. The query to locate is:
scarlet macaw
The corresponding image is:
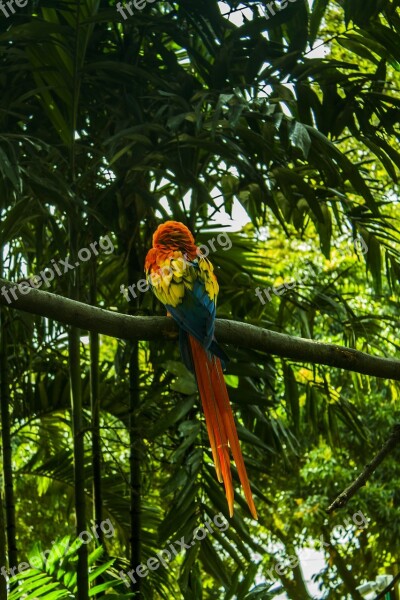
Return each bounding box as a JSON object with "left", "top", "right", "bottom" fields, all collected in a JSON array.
[{"left": 145, "top": 221, "right": 257, "bottom": 519}]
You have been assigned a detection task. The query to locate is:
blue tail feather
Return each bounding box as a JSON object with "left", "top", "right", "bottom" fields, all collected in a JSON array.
[{"left": 179, "top": 329, "right": 229, "bottom": 372}]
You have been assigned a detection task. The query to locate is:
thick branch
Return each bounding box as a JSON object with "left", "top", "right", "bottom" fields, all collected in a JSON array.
[
  {"left": 1, "top": 279, "right": 400, "bottom": 381},
  {"left": 327, "top": 424, "right": 400, "bottom": 513}
]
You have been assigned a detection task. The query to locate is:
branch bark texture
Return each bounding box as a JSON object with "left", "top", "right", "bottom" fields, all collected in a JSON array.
[{"left": 1, "top": 279, "right": 400, "bottom": 381}]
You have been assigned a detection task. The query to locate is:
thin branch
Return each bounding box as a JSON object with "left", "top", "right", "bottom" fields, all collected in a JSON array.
[
  {"left": 327, "top": 424, "right": 400, "bottom": 513},
  {"left": 1, "top": 279, "right": 400, "bottom": 381}
]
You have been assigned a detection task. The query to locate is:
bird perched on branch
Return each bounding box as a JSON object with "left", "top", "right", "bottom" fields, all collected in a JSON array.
[{"left": 144, "top": 220, "right": 257, "bottom": 519}]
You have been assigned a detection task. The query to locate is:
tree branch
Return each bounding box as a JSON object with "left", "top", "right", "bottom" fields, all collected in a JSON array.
[
  {"left": 327, "top": 424, "right": 400, "bottom": 513},
  {"left": 1, "top": 279, "right": 400, "bottom": 381}
]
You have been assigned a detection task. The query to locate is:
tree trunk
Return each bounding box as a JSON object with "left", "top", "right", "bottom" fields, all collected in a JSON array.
[
  {"left": 273, "top": 531, "right": 312, "bottom": 600},
  {"left": 0, "top": 489, "right": 7, "bottom": 598},
  {"left": 129, "top": 341, "right": 142, "bottom": 597},
  {"left": 322, "top": 527, "right": 364, "bottom": 599},
  {"left": 128, "top": 246, "right": 142, "bottom": 598},
  {"left": 68, "top": 219, "right": 88, "bottom": 600},
  {"left": 69, "top": 327, "right": 89, "bottom": 599},
  {"left": 0, "top": 248, "right": 17, "bottom": 587},
  {"left": 90, "top": 261, "right": 103, "bottom": 545}
]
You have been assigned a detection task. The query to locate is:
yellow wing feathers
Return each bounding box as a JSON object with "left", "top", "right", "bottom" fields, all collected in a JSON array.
[
  {"left": 145, "top": 251, "right": 219, "bottom": 308},
  {"left": 198, "top": 257, "right": 219, "bottom": 302}
]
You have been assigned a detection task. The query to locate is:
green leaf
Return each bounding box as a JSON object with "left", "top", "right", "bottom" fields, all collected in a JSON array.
[
  {"left": 150, "top": 394, "right": 195, "bottom": 436},
  {"left": 309, "top": 0, "right": 330, "bottom": 45},
  {"left": 289, "top": 121, "right": 311, "bottom": 159}
]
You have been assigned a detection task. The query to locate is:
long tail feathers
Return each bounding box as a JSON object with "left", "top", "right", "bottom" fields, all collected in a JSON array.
[{"left": 189, "top": 336, "right": 258, "bottom": 520}]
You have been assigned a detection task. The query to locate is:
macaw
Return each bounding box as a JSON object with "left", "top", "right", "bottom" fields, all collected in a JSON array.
[{"left": 144, "top": 221, "right": 257, "bottom": 520}]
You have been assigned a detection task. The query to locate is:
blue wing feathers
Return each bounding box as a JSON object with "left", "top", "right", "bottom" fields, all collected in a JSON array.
[
  {"left": 162, "top": 258, "right": 229, "bottom": 367},
  {"left": 179, "top": 329, "right": 195, "bottom": 372},
  {"left": 165, "top": 279, "right": 216, "bottom": 348}
]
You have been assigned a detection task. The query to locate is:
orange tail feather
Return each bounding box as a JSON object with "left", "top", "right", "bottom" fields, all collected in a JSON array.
[{"left": 189, "top": 336, "right": 257, "bottom": 520}]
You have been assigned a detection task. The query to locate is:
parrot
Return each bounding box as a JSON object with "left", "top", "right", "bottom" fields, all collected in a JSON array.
[{"left": 144, "top": 220, "right": 257, "bottom": 520}]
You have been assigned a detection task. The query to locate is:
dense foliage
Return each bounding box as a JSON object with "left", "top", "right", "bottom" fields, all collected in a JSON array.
[{"left": 0, "top": 0, "right": 399, "bottom": 598}]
